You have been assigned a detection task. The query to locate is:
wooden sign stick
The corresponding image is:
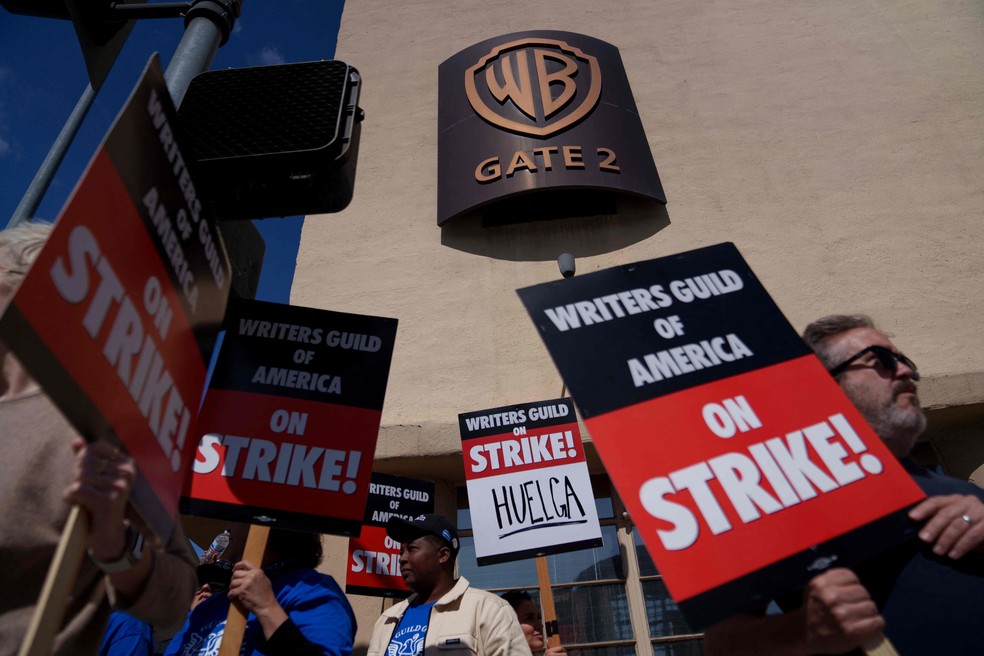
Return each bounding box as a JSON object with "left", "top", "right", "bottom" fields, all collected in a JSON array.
[
  {"left": 218, "top": 524, "right": 271, "bottom": 656},
  {"left": 535, "top": 556, "right": 562, "bottom": 649},
  {"left": 18, "top": 506, "right": 90, "bottom": 656},
  {"left": 864, "top": 633, "right": 899, "bottom": 656}
]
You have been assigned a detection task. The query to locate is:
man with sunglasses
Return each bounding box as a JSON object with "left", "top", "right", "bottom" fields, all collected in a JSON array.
[{"left": 705, "top": 314, "right": 984, "bottom": 655}]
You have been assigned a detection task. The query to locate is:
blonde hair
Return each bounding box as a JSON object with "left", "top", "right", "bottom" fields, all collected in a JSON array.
[{"left": 0, "top": 222, "right": 53, "bottom": 286}]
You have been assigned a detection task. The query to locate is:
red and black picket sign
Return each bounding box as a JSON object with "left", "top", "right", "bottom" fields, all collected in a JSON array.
[
  {"left": 0, "top": 56, "right": 231, "bottom": 541},
  {"left": 181, "top": 298, "right": 397, "bottom": 536},
  {"left": 517, "top": 243, "right": 925, "bottom": 628},
  {"left": 346, "top": 473, "right": 435, "bottom": 597}
]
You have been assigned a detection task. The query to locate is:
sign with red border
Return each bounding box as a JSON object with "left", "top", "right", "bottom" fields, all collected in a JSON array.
[
  {"left": 516, "top": 243, "right": 926, "bottom": 628},
  {"left": 181, "top": 299, "right": 397, "bottom": 535},
  {"left": 346, "top": 473, "right": 435, "bottom": 597},
  {"left": 0, "top": 56, "right": 231, "bottom": 541},
  {"left": 459, "top": 397, "right": 603, "bottom": 566}
]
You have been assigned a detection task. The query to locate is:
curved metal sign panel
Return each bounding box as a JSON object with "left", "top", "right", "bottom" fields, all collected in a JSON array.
[{"left": 439, "top": 30, "right": 666, "bottom": 226}]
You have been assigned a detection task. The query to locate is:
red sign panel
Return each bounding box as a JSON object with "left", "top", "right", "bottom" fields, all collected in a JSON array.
[
  {"left": 347, "top": 526, "right": 408, "bottom": 596},
  {"left": 0, "top": 57, "right": 231, "bottom": 540},
  {"left": 589, "top": 356, "right": 921, "bottom": 602},
  {"left": 517, "top": 243, "right": 926, "bottom": 627}
]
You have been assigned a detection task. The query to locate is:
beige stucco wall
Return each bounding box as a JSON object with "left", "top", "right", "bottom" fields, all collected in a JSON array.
[
  {"left": 294, "top": 0, "right": 984, "bottom": 459},
  {"left": 291, "top": 1, "right": 984, "bottom": 648}
]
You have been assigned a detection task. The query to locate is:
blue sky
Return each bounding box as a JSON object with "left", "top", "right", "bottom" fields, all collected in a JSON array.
[{"left": 0, "top": 0, "right": 345, "bottom": 302}]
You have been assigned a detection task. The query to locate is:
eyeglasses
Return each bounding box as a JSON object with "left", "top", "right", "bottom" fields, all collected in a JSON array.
[{"left": 828, "top": 345, "right": 919, "bottom": 381}]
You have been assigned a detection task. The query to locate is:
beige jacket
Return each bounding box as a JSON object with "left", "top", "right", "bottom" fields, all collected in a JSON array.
[{"left": 367, "top": 576, "right": 528, "bottom": 655}]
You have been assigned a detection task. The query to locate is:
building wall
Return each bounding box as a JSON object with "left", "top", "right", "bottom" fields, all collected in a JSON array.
[{"left": 292, "top": 0, "right": 984, "bottom": 649}]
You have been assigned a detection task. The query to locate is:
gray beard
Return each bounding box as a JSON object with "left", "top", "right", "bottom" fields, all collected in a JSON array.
[{"left": 864, "top": 404, "right": 927, "bottom": 457}]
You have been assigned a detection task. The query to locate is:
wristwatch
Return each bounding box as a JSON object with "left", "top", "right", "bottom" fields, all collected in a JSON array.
[{"left": 89, "top": 524, "right": 145, "bottom": 574}]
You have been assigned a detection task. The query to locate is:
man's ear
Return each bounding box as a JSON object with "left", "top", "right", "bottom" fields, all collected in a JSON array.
[{"left": 438, "top": 545, "right": 451, "bottom": 566}]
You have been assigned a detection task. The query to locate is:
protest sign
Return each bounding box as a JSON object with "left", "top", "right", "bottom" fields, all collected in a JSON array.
[
  {"left": 459, "top": 397, "right": 603, "bottom": 565},
  {"left": 346, "top": 473, "right": 435, "bottom": 597},
  {"left": 182, "top": 299, "right": 398, "bottom": 535},
  {"left": 0, "top": 56, "right": 231, "bottom": 541},
  {"left": 516, "top": 243, "right": 925, "bottom": 628}
]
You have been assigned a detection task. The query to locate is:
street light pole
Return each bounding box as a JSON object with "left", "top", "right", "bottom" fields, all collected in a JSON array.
[
  {"left": 8, "top": 83, "right": 96, "bottom": 227},
  {"left": 164, "top": 0, "right": 241, "bottom": 107},
  {"left": 6, "top": 0, "right": 241, "bottom": 228}
]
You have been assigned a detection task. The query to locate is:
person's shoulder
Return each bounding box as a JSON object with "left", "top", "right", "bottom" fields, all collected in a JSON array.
[
  {"left": 906, "top": 460, "right": 984, "bottom": 500},
  {"left": 277, "top": 568, "right": 349, "bottom": 603},
  {"left": 461, "top": 584, "right": 511, "bottom": 608}
]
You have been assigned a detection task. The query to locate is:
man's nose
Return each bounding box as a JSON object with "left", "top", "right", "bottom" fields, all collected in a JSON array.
[{"left": 896, "top": 359, "right": 918, "bottom": 381}]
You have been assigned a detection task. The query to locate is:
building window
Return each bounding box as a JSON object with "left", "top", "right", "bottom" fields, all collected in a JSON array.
[{"left": 456, "top": 477, "right": 704, "bottom": 656}]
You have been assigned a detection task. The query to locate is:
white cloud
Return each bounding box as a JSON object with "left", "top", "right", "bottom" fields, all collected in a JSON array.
[
  {"left": 259, "top": 46, "right": 286, "bottom": 66},
  {"left": 232, "top": 21, "right": 243, "bottom": 36},
  {"left": 0, "top": 135, "right": 11, "bottom": 157}
]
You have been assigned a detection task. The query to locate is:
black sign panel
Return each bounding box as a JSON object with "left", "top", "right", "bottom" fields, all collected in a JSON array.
[
  {"left": 438, "top": 31, "right": 666, "bottom": 225},
  {"left": 517, "top": 243, "right": 811, "bottom": 418},
  {"left": 207, "top": 298, "right": 397, "bottom": 408}
]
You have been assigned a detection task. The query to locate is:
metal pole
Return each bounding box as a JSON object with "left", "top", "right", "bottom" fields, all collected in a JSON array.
[
  {"left": 8, "top": 0, "right": 239, "bottom": 227},
  {"left": 164, "top": 15, "right": 222, "bottom": 107},
  {"left": 8, "top": 83, "right": 96, "bottom": 227},
  {"left": 164, "top": 0, "right": 242, "bottom": 108}
]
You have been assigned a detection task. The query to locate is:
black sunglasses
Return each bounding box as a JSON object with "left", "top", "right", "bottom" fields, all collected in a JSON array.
[{"left": 828, "top": 345, "right": 919, "bottom": 381}]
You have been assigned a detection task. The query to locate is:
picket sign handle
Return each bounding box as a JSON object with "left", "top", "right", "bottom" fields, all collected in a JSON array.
[
  {"left": 218, "top": 525, "right": 270, "bottom": 656},
  {"left": 535, "top": 556, "right": 562, "bottom": 649},
  {"left": 863, "top": 633, "right": 899, "bottom": 656},
  {"left": 18, "top": 505, "right": 90, "bottom": 656}
]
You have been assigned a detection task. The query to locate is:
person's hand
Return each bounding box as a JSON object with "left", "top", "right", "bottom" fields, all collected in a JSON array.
[
  {"left": 908, "top": 494, "right": 984, "bottom": 559},
  {"left": 228, "top": 561, "right": 288, "bottom": 638},
  {"left": 228, "top": 561, "right": 278, "bottom": 613},
  {"left": 803, "top": 568, "right": 884, "bottom": 654},
  {"left": 191, "top": 584, "right": 216, "bottom": 611},
  {"left": 544, "top": 646, "right": 567, "bottom": 656},
  {"left": 63, "top": 438, "right": 135, "bottom": 561}
]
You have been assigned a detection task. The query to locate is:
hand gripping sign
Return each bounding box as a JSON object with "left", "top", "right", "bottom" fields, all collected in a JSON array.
[
  {"left": 346, "top": 473, "right": 435, "bottom": 597},
  {"left": 459, "top": 398, "right": 603, "bottom": 565},
  {"left": 0, "top": 56, "right": 231, "bottom": 542},
  {"left": 182, "top": 299, "right": 398, "bottom": 536},
  {"left": 516, "top": 243, "right": 925, "bottom": 628}
]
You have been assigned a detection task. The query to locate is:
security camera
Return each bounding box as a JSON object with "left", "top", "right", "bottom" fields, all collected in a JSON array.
[{"left": 557, "top": 253, "right": 576, "bottom": 278}]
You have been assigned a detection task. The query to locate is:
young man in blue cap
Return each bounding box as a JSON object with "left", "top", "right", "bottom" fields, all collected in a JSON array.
[{"left": 366, "top": 514, "right": 527, "bottom": 656}]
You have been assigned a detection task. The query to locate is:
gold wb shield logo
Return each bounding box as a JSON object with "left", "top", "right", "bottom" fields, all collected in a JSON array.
[{"left": 465, "top": 38, "right": 602, "bottom": 138}]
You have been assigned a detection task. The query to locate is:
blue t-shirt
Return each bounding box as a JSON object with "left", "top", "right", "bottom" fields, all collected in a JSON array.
[
  {"left": 98, "top": 611, "right": 153, "bottom": 656},
  {"left": 164, "top": 567, "right": 356, "bottom": 656},
  {"left": 385, "top": 601, "right": 435, "bottom": 656}
]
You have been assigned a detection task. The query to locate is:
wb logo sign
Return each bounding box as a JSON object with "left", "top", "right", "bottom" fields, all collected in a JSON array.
[{"left": 465, "top": 37, "right": 602, "bottom": 138}]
